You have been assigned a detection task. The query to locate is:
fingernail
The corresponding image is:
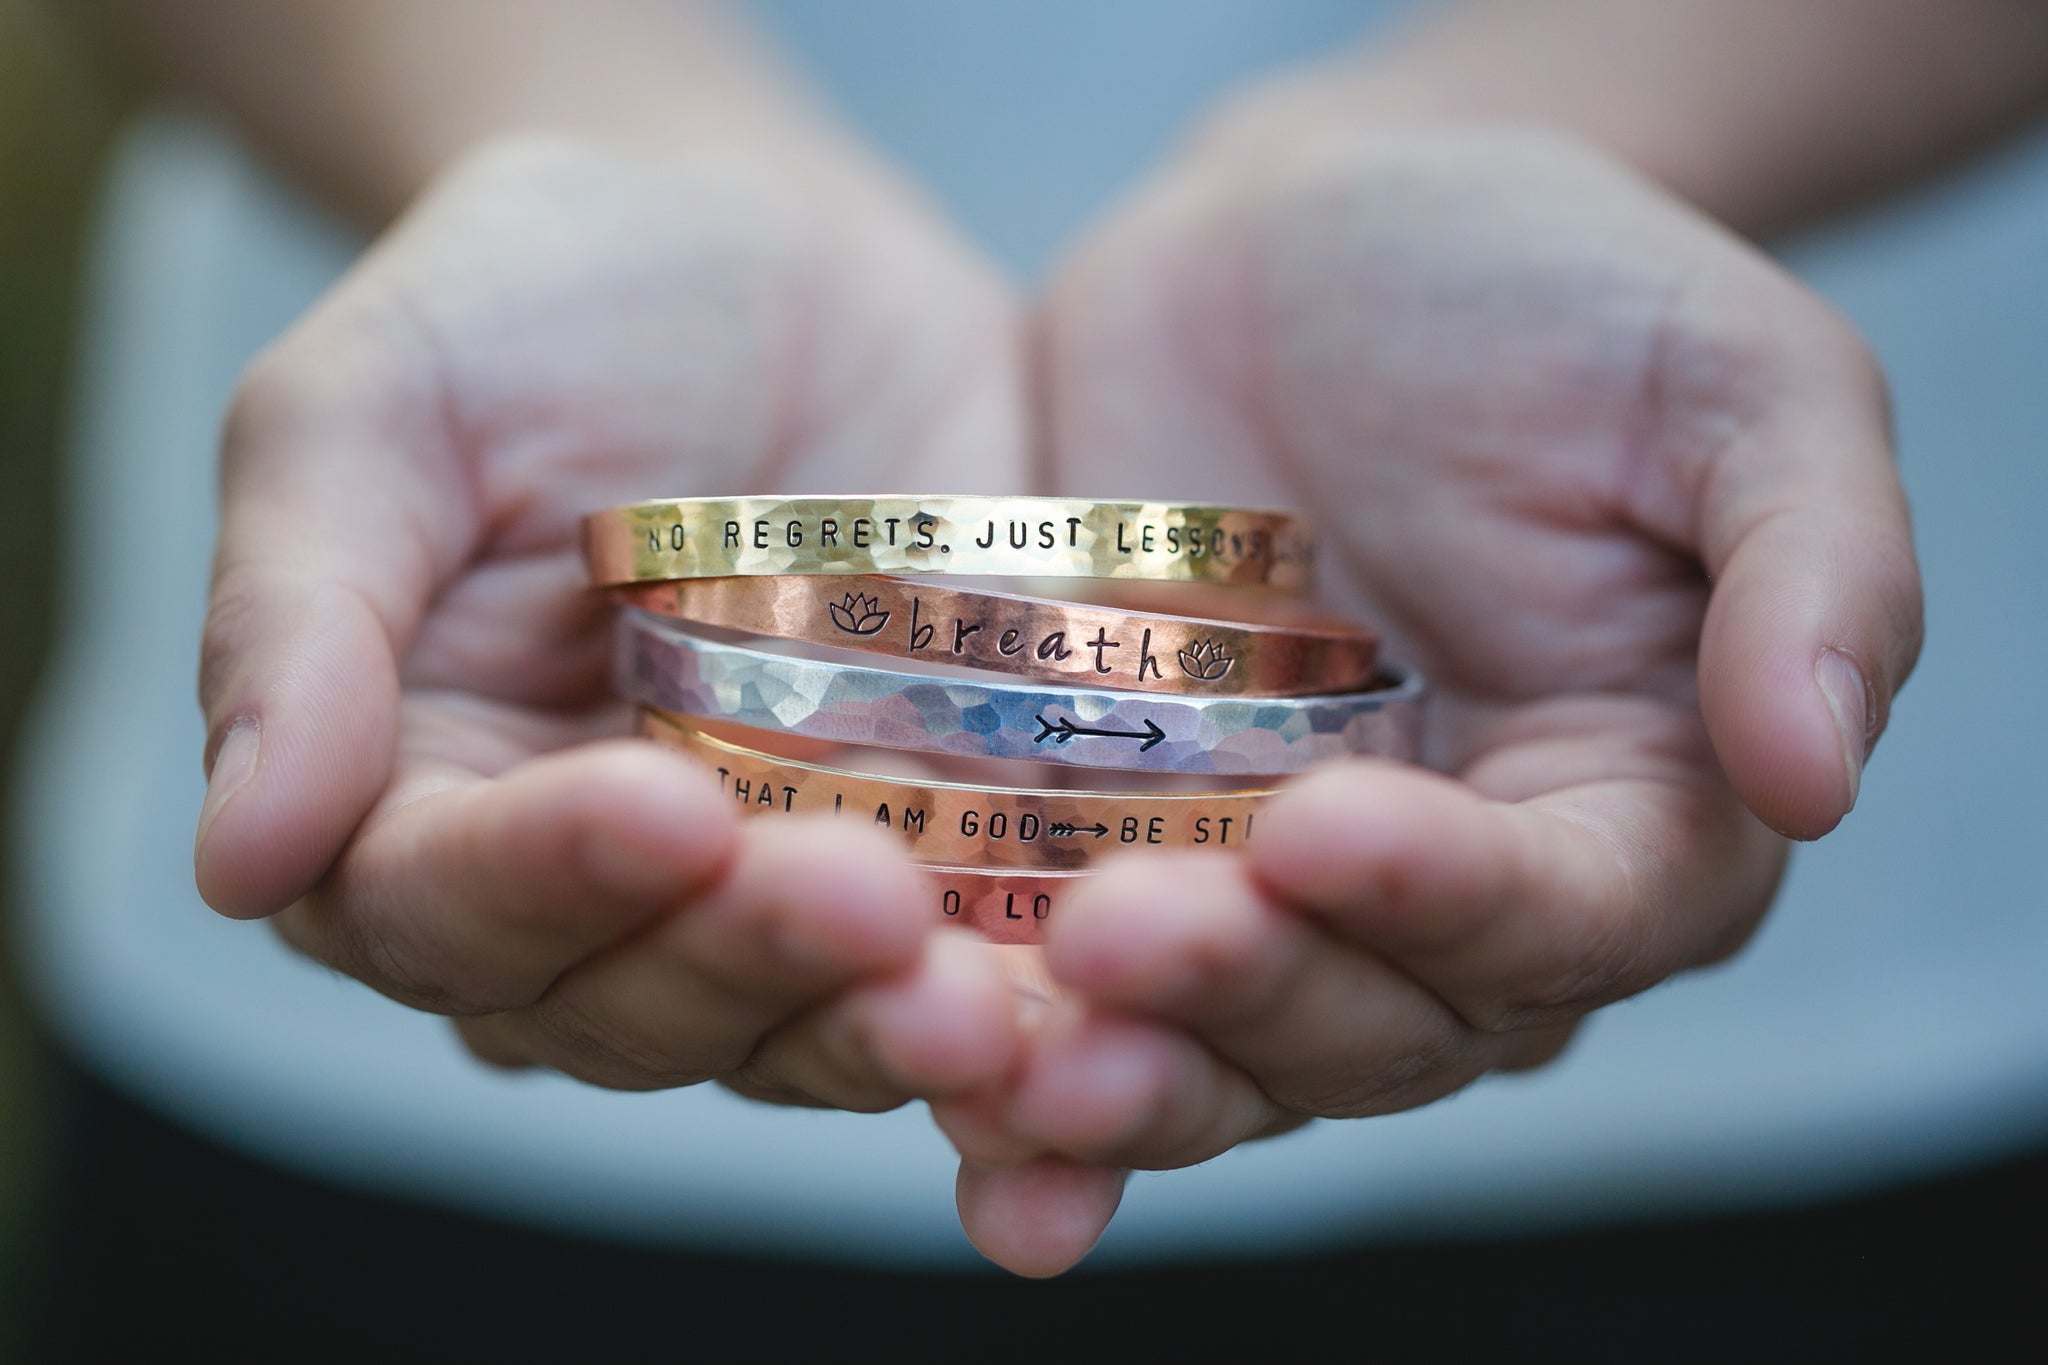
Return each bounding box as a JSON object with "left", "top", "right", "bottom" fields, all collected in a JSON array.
[
  {"left": 1813, "top": 649, "right": 1873, "bottom": 809},
  {"left": 198, "top": 718, "right": 260, "bottom": 843}
]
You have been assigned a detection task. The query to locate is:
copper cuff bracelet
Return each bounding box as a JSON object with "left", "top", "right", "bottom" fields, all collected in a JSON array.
[{"left": 617, "top": 575, "right": 1378, "bottom": 697}]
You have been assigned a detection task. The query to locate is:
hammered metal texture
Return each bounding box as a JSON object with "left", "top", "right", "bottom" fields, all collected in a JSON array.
[
  {"left": 642, "top": 710, "right": 1275, "bottom": 869},
  {"left": 617, "top": 609, "right": 1425, "bottom": 776},
  {"left": 619, "top": 575, "right": 1378, "bottom": 697},
  {"left": 582, "top": 495, "right": 1315, "bottom": 591}
]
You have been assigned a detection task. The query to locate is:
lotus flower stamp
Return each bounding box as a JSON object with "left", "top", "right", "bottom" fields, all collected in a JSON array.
[
  {"left": 827, "top": 590, "right": 891, "bottom": 636},
  {"left": 1177, "top": 639, "right": 1235, "bottom": 682}
]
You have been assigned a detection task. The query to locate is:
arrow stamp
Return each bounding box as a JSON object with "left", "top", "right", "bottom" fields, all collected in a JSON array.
[{"left": 1032, "top": 714, "right": 1168, "bottom": 752}]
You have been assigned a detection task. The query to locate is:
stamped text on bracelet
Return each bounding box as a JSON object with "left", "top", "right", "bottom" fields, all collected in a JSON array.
[
  {"left": 643, "top": 712, "right": 1270, "bottom": 870},
  {"left": 621, "top": 577, "right": 1378, "bottom": 696},
  {"left": 582, "top": 496, "right": 1315, "bottom": 589}
]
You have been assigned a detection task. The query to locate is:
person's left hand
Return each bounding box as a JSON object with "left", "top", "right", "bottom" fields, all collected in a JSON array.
[{"left": 937, "top": 114, "right": 1922, "bottom": 1274}]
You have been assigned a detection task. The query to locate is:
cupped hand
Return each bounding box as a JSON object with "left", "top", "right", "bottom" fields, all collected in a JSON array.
[
  {"left": 942, "top": 123, "right": 1922, "bottom": 1271},
  {"left": 195, "top": 132, "right": 1029, "bottom": 1114}
]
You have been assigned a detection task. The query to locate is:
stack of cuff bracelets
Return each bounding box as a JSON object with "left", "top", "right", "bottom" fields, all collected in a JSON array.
[{"left": 581, "top": 496, "right": 1425, "bottom": 944}]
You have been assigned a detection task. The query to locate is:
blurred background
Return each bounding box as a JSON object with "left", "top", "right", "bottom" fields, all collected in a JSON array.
[{"left": 0, "top": 4, "right": 113, "bottom": 1329}]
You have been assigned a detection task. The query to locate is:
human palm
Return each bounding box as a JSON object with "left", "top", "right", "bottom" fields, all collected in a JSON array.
[
  {"left": 941, "top": 129, "right": 1922, "bottom": 1270},
  {"left": 197, "top": 116, "right": 1922, "bottom": 1281},
  {"left": 198, "top": 133, "right": 1030, "bottom": 1111}
]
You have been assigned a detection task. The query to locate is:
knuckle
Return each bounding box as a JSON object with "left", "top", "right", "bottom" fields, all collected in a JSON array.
[
  {"left": 529, "top": 991, "right": 724, "bottom": 1092},
  {"left": 1284, "top": 1022, "right": 1472, "bottom": 1120},
  {"left": 196, "top": 573, "right": 266, "bottom": 717},
  {"left": 280, "top": 891, "right": 486, "bottom": 1018},
  {"left": 1461, "top": 914, "right": 1656, "bottom": 1034}
]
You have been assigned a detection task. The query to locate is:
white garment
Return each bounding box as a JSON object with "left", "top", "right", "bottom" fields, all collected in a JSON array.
[{"left": 13, "top": 3, "right": 2048, "bottom": 1268}]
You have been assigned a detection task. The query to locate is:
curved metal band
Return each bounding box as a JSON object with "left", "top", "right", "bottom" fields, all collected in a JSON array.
[
  {"left": 640, "top": 710, "right": 1276, "bottom": 869},
  {"left": 618, "top": 576, "right": 1377, "bottom": 698},
  {"left": 582, "top": 496, "right": 1314, "bottom": 591},
  {"left": 918, "top": 865, "right": 1087, "bottom": 946},
  {"left": 616, "top": 609, "right": 1425, "bottom": 776}
]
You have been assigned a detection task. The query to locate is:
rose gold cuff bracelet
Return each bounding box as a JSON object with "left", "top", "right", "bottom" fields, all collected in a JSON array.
[{"left": 617, "top": 575, "right": 1377, "bottom": 697}]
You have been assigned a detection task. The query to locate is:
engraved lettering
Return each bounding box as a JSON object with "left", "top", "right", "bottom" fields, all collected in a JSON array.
[
  {"left": 1038, "top": 520, "right": 1056, "bottom": 549},
  {"left": 819, "top": 517, "right": 839, "bottom": 548},
  {"left": 915, "top": 517, "right": 937, "bottom": 550},
  {"left": 1036, "top": 631, "right": 1073, "bottom": 662},
  {"left": 1067, "top": 516, "right": 1083, "bottom": 548},
  {"left": 1141, "top": 524, "right": 1156, "bottom": 553},
  {"left": 1004, "top": 893, "right": 1023, "bottom": 921},
  {"left": 1018, "top": 812, "right": 1039, "bottom": 842},
  {"left": 943, "top": 889, "right": 961, "bottom": 917},
  {"left": 752, "top": 519, "right": 770, "bottom": 550},
  {"left": 1086, "top": 627, "right": 1121, "bottom": 675},
  {"left": 1116, "top": 521, "right": 1133, "bottom": 554},
  {"left": 883, "top": 517, "right": 902, "bottom": 546},
  {"left": 903, "top": 807, "right": 925, "bottom": 835},
  {"left": 1008, "top": 521, "right": 1029, "bottom": 550},
  {"left": 785, "top": 520, "right": 803, "bottom": 548},
  {"left": 908, "top": 597, "right": 934, "bottom": 652},
  {"left": 851, "top": 517, "right": 871, "bottom": 549},
  {"left": 996, "top": 628, "right": 1024, "bottom": 657},
  {"left": 724, "top": 520, "right": 741, "bottom": 548},
  {"left": 974, "top": 520, "right": 996, "bottom": 550},
  {"left": 1136, "top": 628, "right": 1164, "bottom": 683},
  {"left": 952, "top": 619, "right": 984, "bottom": 654}
]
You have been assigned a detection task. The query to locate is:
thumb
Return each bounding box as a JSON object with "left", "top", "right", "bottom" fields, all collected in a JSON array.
[
  {"left": 196, "top": 296, "right": 475, "bottom": 917},
  {"left": 1694, "top": 322, "right": 1923, "bottom": 841}
]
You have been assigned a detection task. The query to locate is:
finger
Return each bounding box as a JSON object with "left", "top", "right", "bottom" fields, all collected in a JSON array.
[
  {"left": 954, "top": 1157, "right": 1127, "bottom": 1279},
  {"left": 278, "top": 740, "right": 737, "bottom": 1014},
  {"left": 1683, "top": 311, "right": 1922, "bottom": 839},
  {"left": 197, "top": 288, "right": 476, "bottom": 917},
  {"left": 930, "top": 1088, "right": 1044, "bottom": 1168},
  {"left": 1045, "top": 853, "right": 1510, "bottom": 1119},
  {"left": 999, "top": 1002, "right": 1292, "bottom": 1170},
  {"left": 1247, "top": 757, "right": 1783, "bottom": 1034},
  {"left": 1036, "top": 170, "right": 1272, "bottom": 500},
  {"left": 454, "top": 819, "right": 932, "bottom": 1092},
  {"left": 725, "top": 931, "right": 1021, "bottom": 1110}
]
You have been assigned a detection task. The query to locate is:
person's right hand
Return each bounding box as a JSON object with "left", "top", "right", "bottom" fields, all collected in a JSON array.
[{"left": 194, "top": 130, "right": 1030, "bottom": 1114}]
